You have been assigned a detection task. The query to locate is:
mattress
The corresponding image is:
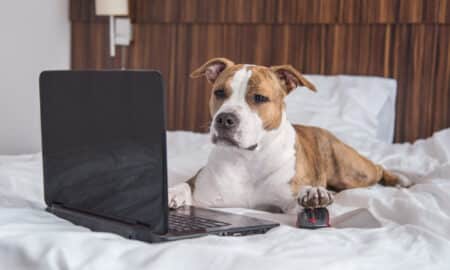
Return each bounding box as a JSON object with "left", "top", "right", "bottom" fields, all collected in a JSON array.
[{"left": 1, "top": 128, "right": 450, "bottom": 269}]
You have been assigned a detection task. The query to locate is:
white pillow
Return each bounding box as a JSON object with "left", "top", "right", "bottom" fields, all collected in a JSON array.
[{"left": 285, "top": 75, "right": 397, "bottom": 143}]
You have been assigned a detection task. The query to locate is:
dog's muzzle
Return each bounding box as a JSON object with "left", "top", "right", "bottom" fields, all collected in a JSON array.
[
  {"left": 213, "top": 112, "right": 240, "bottom": 147},
  {"left": 212, "top": 112, "right": 257, "bottom": 151}
]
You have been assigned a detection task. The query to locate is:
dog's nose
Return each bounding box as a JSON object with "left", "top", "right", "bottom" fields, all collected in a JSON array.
[{"left": 215, "top": 112, "right": 239, "bottom": 130}]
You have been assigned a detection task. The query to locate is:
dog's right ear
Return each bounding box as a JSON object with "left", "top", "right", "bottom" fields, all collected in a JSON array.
[{"left": 190, "top": 57, "right": 235, "bottom": 84}]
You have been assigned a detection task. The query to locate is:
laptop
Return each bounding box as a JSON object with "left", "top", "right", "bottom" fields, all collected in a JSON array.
[{"left": 39, "top": 70, "right": 279, "bottom": 242}]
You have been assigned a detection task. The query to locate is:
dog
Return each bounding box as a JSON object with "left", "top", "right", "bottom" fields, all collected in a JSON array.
[{"left": 168, "top": 57, "right": 411, "bottom": 213}]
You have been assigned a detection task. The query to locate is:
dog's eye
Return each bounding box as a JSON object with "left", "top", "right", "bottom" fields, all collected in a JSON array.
[
  {"left": 253, "top": 94, "right": 269, "bottom": 103},
  {"left": 214, "top": 89, "right": 226, "bottom": 99}
]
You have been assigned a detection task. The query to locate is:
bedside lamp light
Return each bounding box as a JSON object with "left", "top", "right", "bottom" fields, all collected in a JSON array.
[{"left": 95, "top": 0, "right": 129, "bottom": 57}]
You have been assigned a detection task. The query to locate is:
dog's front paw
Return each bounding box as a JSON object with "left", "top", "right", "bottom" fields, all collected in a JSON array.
[
  {"left": 298, "top": 186, "right": 334, "bottom": 208},
  {"left": 168, "top": 183, "right": 192, "bottom": 209}
]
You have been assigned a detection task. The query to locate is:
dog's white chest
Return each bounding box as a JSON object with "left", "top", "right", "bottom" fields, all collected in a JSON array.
[
  {"left": 193, "top": 121, "right": 298, "bottom": 212},
  {"left": 194, "top": 151, "right": 297, "bottom": 211}
]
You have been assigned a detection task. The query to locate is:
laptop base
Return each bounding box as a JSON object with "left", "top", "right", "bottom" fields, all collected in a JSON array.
[{"left": 48, "top": 204, "right": 278, "bottom": 243}]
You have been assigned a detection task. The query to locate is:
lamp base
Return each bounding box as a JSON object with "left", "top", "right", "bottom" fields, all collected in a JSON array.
[{"left": 109, "top": 15, "right": 115, "bottom": 57}]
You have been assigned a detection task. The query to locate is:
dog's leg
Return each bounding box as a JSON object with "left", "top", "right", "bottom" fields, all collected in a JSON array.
[
  {"left": 167, "top": 169, "right": 200, "bottom": 209},
  {"left": 327, "top": 164, "right": 413, "bottom": 191},
  {"left": 324, "top": 138, "right": 414, "bottom": 191},
  {"left": 168, "top": 183, "right": 192, "bottom": 209},
  {"left": 297, "top": 185, "right": 334, "bottom": 208}
]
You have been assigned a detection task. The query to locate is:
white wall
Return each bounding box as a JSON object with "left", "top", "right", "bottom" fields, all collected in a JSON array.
[{"left": 0, "top": 0, "right": 70, "bottom": 154}]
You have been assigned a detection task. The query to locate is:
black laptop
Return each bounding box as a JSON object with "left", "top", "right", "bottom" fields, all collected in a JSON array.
[{"left": 39, "top": 70, "right": 278, "bottom": 242}]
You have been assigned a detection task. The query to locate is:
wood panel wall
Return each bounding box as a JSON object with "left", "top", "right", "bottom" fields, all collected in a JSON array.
[{"left": 70, "top": 0, "right": 450, "bottom": 143}]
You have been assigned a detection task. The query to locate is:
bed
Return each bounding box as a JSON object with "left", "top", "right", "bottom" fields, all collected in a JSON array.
[{"left": 1, "top": 75, "right": 450, "bottom": 269}]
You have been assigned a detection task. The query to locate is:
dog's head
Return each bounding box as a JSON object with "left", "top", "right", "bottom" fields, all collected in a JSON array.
[{"left": 190, "top": 57, "right": 316, "bottom": 150}]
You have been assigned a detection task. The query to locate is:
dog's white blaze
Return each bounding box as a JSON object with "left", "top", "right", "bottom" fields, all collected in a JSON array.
[
  {"left": 217, "top": 65, "right": 252, "bottom": 113},
  {"left": 229, "top": 66, "right": 252, "bottom": 104}
]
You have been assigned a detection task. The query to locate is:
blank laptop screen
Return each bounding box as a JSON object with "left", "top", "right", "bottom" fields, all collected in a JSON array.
[{"left": 39, "top": 71, "right": 168, "bottom": 233}]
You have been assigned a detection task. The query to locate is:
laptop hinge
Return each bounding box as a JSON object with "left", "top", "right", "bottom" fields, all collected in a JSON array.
[{"left": 47, "top": 204, "right": 164, "bottom": 243}]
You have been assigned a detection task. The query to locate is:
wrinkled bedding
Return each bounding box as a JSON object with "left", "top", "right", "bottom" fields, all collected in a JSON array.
[{"left": 1, "top": 128, "right": 450, "bottom": 269}]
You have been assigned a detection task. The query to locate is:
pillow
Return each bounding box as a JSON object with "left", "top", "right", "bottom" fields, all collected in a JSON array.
[{"left": 285, "top": 75, "right": 397, "bottom": 143}]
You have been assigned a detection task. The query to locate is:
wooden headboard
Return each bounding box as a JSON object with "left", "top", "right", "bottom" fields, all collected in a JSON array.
[{"left": 70, "top": 0, "right": 450, "bottom": 143}]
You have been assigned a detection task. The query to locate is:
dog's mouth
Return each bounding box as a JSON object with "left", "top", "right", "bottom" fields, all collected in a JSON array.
[{"left": 212, "top": 135, "right": 258, "bottom": 151}]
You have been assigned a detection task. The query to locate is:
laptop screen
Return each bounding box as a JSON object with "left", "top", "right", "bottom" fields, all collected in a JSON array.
[{"left": 39, "top": 71, "right": 168, "bottom": 234}]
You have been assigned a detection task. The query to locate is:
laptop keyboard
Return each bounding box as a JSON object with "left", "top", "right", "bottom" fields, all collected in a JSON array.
[{"left": 168, "top": 212, "right": 230, "bottom": 233}]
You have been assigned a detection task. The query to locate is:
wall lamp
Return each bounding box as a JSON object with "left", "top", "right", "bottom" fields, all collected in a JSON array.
[{"left": 95, "top": 0, "right": 132, "bottom": 58}]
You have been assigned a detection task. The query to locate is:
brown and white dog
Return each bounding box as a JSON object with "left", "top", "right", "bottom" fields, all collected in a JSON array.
[{"left": 168, "top": 57, "right": 411, "bottom": 213}]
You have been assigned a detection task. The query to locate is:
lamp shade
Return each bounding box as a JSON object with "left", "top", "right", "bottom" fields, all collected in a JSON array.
[{"left": 95, "top": 0, "right": 128, "bottom": 16}]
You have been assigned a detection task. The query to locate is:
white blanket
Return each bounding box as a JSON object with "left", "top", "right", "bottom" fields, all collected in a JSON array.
[{"left": 1, "top": 129, "right": 450, "bottom": 270}]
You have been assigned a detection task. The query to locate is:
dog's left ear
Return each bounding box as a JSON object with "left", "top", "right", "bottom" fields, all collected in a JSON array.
[
  {"left": 190, "top": 57, "right": 235, "bottom": 84},
  {"left": 270, "top": 65, "right": 317, "bottom": 93}
]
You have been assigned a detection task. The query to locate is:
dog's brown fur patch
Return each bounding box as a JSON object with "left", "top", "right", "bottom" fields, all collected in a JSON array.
[
  {"left": 246, "top": 66, "right": 286, "bottom": 130},
  {"left": 289, "top": 125, "right": 399, "bottom": 195}
]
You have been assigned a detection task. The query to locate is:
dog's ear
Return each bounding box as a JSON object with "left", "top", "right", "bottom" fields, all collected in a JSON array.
[
  {"left": 270, "top": 65, "right": 316, "bottom": 93},
  {"left": 190, "top": 57, "right": 235, "bottom": 84}
]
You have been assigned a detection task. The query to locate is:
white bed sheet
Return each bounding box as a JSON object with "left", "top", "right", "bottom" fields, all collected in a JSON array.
[{"left": 1, "top": 129, "right": 450, "bottom": 269}]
